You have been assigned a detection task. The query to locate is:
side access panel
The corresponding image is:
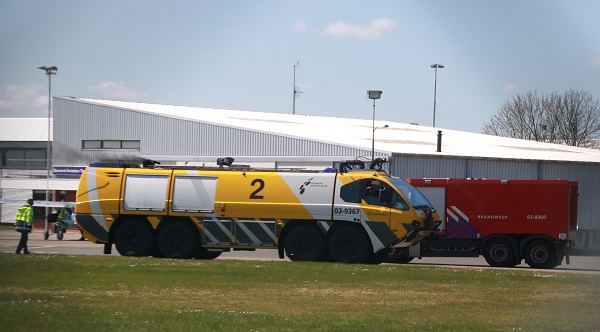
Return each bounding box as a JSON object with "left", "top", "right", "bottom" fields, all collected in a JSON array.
[{"left": 201, "top": 219, "right": 278, "bottom": 248}]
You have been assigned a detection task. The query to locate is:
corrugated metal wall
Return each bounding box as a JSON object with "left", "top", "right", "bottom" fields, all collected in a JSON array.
[
  {"left": 391, "top": 153, "right": 600, "bottom": 230},
  {"left": 470, "top": 159, "right": 539, "bottom": 179},
  {"left": 543, "top": 162, "right": 600, "bottom": 230},
  {"left": 53, "top": 98, "right": 375, "bottom": 167},
  {"left": 390, "top": 155, "right": 468, "bottom": 178}
]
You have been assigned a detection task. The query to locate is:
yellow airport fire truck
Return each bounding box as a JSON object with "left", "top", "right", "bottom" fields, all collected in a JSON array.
[{"left": 75, "top": 158, "right": 439, "bottom": 263}]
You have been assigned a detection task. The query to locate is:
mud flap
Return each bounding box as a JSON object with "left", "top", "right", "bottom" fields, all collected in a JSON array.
[
  {"left": 565, "top": 241, "right": 574, "bottom": 265},
  {"left": 104, "top": 243, "right": 112, "bottom": 255}
]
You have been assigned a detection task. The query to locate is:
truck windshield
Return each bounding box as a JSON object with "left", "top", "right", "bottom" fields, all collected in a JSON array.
[{"left": 387, "top": 178, "right": 435, "bottom": 211}]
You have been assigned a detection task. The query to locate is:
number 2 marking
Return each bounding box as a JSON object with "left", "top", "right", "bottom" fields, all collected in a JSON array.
[{"left": 250, "top": 179, "right": 265, "bottom": 199}]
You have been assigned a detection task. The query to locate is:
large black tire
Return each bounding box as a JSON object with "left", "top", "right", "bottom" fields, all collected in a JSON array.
[
  {"left": 484, "top": 238, "right": 516, "bottom": 267},
  {"left": 158, "top": 220, "right": 201, "bottom": 259},
  {"left": 385, "top": 248, "right": 414, "bottom": 264},
  {"left": 284, "top": 224, "right": 325, "bottom": 261},
  {"left": 524, "top": 240, "right": 557, "bottom": 269},
  {"left": 328, "top": 226, "right": 372, "bottom": 264},
  {"left": 114, "top": 219, "right": 156, "bottom": 256}
]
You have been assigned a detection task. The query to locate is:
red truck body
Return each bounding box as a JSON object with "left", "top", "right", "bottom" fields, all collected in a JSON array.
[{"left": 389, "top": 179, "right": 578, "bottom": 269}]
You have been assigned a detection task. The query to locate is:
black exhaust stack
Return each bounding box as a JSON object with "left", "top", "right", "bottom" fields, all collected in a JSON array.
[{"left": 436, "top": 130, "right": 442, "bottom": 152}]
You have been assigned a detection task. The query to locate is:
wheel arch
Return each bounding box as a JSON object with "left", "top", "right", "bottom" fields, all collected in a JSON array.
[{"left": 519, "top": 235, "right": 560, "bottom": 257}]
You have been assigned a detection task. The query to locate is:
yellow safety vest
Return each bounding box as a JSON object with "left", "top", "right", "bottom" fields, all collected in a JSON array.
[
  {"left": 58, "top": 208, "right": 70, "bottom": 221},
  {"left": 15, "top": 204, "right": 33, "bottom": 229}
]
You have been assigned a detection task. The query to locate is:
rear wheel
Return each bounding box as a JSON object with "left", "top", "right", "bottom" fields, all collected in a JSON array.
[
  {"left": 328, "top": 226, "right": 372, "bottom": 264},
  {"left": 115, "top": 219, "right": 155, "bottom": 256},
  {"left": 484, "top": 238, "right": 516, "bottom": 267},
  {"left": 524, "top": 240, "right": 557, "bottom": 269},
  {"left": 284, "top": 224, "right": 325, "bottom": 261},
  {"left": 158, "top": 220, "right": 200, "bottom": 259}
]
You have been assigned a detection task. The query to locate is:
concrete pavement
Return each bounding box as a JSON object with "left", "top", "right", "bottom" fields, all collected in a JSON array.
[{"left": 1, "top": 228, "right": 599, "bottom": 273}]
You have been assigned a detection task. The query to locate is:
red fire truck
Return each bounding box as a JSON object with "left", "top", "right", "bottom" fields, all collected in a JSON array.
[{"left": 386, "top": 179, "right": 578, "bottom": 269}]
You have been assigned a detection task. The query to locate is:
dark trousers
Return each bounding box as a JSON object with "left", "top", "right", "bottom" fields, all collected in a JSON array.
[{"left": 16, "top": 231, "right": 29, "bottom": 254}]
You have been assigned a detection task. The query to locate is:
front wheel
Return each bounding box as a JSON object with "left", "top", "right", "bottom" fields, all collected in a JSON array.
[
  {"left": 524, "top": 240, "right": 557, "bottom": 269},
  {"left": 484, "top": 238, "right": 516, "bottom": 267},
  {"left": 328, "top": 226, "right": 372, "bottom": 264},
  {"left": 114, "top": 220, "right": 156, "bottom": 256}
]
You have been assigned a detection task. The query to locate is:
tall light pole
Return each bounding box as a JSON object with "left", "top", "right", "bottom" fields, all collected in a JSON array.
[
  {"left": 38, "top": 65, "right": 57, "bottom": 238},
  {"left": 367, "top": 90, "right": 383, "bottom": 162},
  {"left": 430, "top": 63, "right": 444, "bottom": 127}
]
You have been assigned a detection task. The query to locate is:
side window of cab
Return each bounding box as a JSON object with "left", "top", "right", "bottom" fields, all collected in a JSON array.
[
  {"left": 363, "top": 181, "right": 387, "bottom": 207},
  {"left": 341, "top": 179, "right": 395, "bottom": 207},
  {"left": 390, "top": 190, "right": 410, "bottom": 211},
  {"left": 340, "top": 180, "right": 366, "bottom": 203}
]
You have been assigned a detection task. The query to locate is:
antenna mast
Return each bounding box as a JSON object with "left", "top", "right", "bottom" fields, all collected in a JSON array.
[{"left": 293, "top": 61, "right": 299, "bottom": 114}]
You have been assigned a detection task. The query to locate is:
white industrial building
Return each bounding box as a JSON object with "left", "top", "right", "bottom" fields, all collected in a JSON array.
[{"left": 1, "top": 96, "right": 600, "bottom": 251}]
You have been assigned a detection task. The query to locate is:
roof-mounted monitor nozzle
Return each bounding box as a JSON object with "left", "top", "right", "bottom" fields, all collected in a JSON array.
[
  {"left": 369, "top": 158, "right": 387, "bottom": 170},
  {"left": 217, "top": 157, "right": 235, "bottom": 167},
  {"left": 143, "top": 159, "right": 161, "bottom": 167}
]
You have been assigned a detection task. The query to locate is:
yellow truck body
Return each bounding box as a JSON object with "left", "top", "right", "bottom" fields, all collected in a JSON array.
[{"left": 75, "top": 164, "right": 439, "bottom": 263}]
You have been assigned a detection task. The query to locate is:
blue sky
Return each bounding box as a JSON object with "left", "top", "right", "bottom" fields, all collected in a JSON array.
[{"left": 1, "top": 0, "right": 598, "bottom": 133}]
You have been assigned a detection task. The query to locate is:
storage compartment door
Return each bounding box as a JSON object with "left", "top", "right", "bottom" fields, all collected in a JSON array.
[
  {"left": 172, "top": 176, "right": 217, "bottom": 212},
  {"left": 123, "top": 174, "right": 169, "bottom": 211}
]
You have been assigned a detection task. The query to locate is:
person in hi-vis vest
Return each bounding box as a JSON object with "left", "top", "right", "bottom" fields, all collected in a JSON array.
[{"left": 15, "top": 198, "right": 34, "bottom": 254}]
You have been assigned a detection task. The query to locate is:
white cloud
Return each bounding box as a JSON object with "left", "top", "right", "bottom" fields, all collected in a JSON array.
[
  {"left": 88, "top": 81, "right": 146, "bottom": 100},
  {"left": 502, "top": 83, "right": 517, "bottom": 94},
  {"left": 202, "top": 49, "right": 216, "bottom": 58},
  {"left": 0, "top": 84, "right": 48, "bottom": 117},
  {"left": 590, "top": 54, "right": 600, "bottom": 68},
  {"left": 296, "top": 18, "right": 398, "bottom": 41},
  {"left": 294, "top": 21, "right": 308, "bottom": 33}
]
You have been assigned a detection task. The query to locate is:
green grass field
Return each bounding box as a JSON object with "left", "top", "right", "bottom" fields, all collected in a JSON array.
[{"left": 1, "top": 253, "right": 598, "bottom": 331}]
